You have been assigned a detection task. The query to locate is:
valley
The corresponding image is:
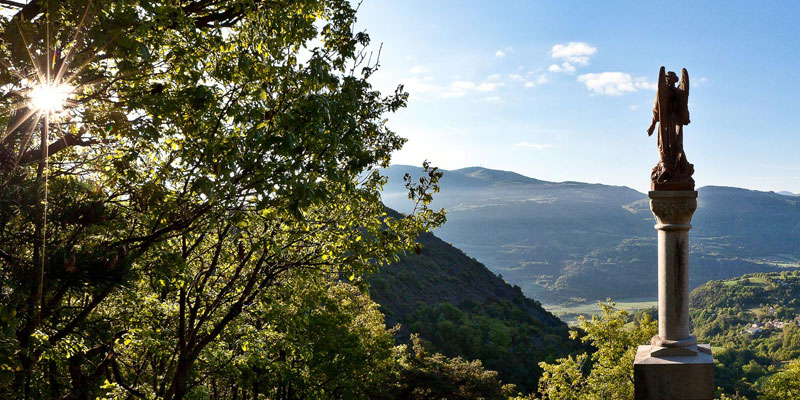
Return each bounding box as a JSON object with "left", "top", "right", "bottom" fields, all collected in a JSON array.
[{"left": 382, "top": 165, "right": 800, "bottom": 305}]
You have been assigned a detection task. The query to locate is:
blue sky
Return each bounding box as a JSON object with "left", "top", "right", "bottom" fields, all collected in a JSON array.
[{"left": 356, "top": 1, "right": 800, "bottom": 194}]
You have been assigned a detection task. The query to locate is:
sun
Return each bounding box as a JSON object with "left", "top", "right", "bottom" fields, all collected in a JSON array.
[{"left": 29, "top": 82, "right": 73, "bottom": 115}]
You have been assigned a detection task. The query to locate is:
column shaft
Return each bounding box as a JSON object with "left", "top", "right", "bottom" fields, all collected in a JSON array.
[
  {"left": 648, "top": 190, "right": 697, "bottom": 348},
  {"left": 657, "top": 227, "right": 690, "bottom": 341}
]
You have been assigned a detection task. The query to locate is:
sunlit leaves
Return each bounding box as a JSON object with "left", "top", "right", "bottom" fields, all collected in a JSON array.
[
  {"left": 2, "top": 0, "right": 445, "bottom": 397},
  {"left": 537, "top": 302, "right": 657, "bottom": 400}
]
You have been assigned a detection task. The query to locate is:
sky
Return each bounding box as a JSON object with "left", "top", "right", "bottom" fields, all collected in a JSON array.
[{"left": 355, "top": 1, "right": 800, "bottom": 194}]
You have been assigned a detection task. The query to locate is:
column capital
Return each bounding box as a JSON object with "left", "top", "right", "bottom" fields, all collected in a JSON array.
[{"left": 649, "top": 190, "right": 697, "bottom": 229}]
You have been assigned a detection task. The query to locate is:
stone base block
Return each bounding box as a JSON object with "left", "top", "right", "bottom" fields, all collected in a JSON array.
[{"left": 634, "top": 344, "right": 714, "bottom": 400}]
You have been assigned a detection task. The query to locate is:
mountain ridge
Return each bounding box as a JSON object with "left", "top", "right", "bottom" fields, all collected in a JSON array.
[{"left": 381, "top": 165, "right": 800, "bottom": 304}]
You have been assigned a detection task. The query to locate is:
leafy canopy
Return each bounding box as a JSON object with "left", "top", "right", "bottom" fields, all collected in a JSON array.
[
  {"left": 0, "top": 0, "right": 443, "bottom": 398},
  {"left": 536, "top": 301, "right": 657, "bottom": 400}
]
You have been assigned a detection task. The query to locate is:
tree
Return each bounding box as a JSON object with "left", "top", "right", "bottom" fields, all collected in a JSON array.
[
  {"left": 536, "top": 302, "right": 657, "bottom": 400},
  {"left": 383, "top": 334, "right": 517, "bottom": 400},
  {"left": 759, "top": 359, "right": 800, "bottom": 400},
  {"left": 401, "top": 300, "right": 580, "bottom": 394},
  {"left": 0, "top": 0, "right": 443, "bottom": 398},
  {"left": 105, "top": 274, "right": 400, "bottom": 399}
]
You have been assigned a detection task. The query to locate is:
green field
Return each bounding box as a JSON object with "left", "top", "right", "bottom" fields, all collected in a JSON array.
[
  {"left": 544, "top": 297, "right": 658, "bottom": 326},
  {"left": 722, "top": 275, "right": 771, "bottom": 287}
]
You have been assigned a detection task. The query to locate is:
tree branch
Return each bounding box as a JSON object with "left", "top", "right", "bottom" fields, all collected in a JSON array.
[
  {"left": 10, "top": 0, "right": 41, "bottom": 21},
  {"left": 0, "top": 0, "right": 26, "bottom": 9},
  {"left": 49, "top": 283, "right": 114, "bottom": 344},
  {"left": 18, "top": 128, "right": 107, "bottom": 165}
]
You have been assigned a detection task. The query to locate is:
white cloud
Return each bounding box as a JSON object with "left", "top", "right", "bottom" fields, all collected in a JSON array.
[
  {"left": 441, "top": 81, "right": 477, "bottom": 98},
  {"left": 630, "top": 105, "right": 639, "bottom": 110},
  {"left": 476, "top": 82, "right": 499, "bottom": 91},
  {"left": 484, "top": 96, "right": 501, "bottom": 102},
  {"left": 695, "top": 77, "right": 708, "bottom": 87},
  {"left": 400, "top": 76, "right": 438, "bottom": 100},
  {"left": 451, "top": 81, "right": 476, "bottom": 90},
  {"left": 509, "top": 73, "right": 523, "bottom": 81},
  {"left": 409, "top": 65, "right": 425, "bottom": 74},
  {"left": 515, "top": 142, "right": 552, "bottom": 150},
  {"left": 550, "top": 42, "right": 597, "bottom": 65},
  {"left": 440, "top": 90, "right": 467, "bottom": 98},
  {"left": 576, "top": 72, "right": 659, "bottom": 96},
  {"left": 495, "top": 46, "right": 513, "bottom": 57},
  {"left": 403, "top": 75, "right": 504, "bottom": 100},
  {"left": 634, "top": 77, "right": 657, "bottom": 90},
  {"left": 524, "top": 75, "right": 547, "bottom": 88},
  {"left": 404, "top": 76, "right": 436, "bottom": 93},
  {"left": 548, "top": 62, "right": 576, "bottom": 74},
  {"left": 445, "top": 125, "right": 468, "bottom": 136},
  {"left": 577, "top": 72, "right": 637, "bottom": 96},
  {"left": 440, "top": 78, "right": 501, "bottom": 98}
]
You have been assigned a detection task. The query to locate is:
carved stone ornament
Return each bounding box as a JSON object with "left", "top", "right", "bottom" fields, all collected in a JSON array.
[{"left": 649, "top": 191, "right": 697, "bottom": 228}]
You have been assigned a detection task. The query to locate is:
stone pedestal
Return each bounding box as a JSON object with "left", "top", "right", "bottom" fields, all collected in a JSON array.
[
  {"left": 634, "top": 190, "right": 714, "bottom": 400},
  {"left": 634, "top": 345, "right": 714, "bottom": 400}
]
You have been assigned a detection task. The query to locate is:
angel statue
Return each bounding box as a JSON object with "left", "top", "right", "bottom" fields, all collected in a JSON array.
[{"left": 647, "top": 66, "right": 694, "bottom": 189}]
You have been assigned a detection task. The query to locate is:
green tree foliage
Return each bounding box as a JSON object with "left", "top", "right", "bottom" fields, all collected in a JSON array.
[
  {"left": 402, "top": 301, "right": 580, "bottom": 394},
  {"left": 107, "top": 275, "right": 399, "bottom": 399},
  {"left": 689, "top": 271, "right": 800, "bottom": 398},
  {"left": 0, "top": 0, "right": 443, "bottom": 398},
  {"left": 760, "top": 359, "right": 800, "bottom": 400},
  {"left": 380, "top": 334, "right": 517, "bottom": 400},
  {"left": 536, "top": 302, "right": 657, "bottom": 400},
  {"left": 369, "top": 227, "right": 580, "bottom": 395}
]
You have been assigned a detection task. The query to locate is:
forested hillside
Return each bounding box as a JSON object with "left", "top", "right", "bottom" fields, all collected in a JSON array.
[
  {"left": 370, "top": 229, "right": 581, "bottom": 393},
  {"left": 689, "top": 271, "right": 800, "bottom": 398},
  {"left": 382, "top": 165, "right": 800, "bottom": 304}
]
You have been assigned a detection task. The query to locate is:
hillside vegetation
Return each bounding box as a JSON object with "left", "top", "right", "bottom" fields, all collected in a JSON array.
[
  {"left": 370, "top": 230, "right": 581, "bottom": 393},
  {"left": 689, "top": 271, "right": 800, "bottom": 398},
  {"left": 382, "top": 165, "right": 800, "bottom": 304}
]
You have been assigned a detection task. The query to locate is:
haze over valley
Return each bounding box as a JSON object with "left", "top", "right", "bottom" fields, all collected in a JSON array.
[{"left": 382, "top": 164, "right": 800, "bottom": 305}]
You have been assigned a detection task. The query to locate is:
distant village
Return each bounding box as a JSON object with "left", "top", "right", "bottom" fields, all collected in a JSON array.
[{"left": 744, "top": 305, "right": 800, "bottom": 336}]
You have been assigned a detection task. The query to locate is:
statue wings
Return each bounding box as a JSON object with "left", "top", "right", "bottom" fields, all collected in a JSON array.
[
  {"left": 679, "top": 68, "right": 689, "bottom": 124},
  {"left": 657, "top": 66, "right": 669, "bottom": 127},
  {"left": 657, "top": 66, "right": 690, "bottom": 126},
  {"left": 679, "top": 68, "right": 689, "bottom": 96}
]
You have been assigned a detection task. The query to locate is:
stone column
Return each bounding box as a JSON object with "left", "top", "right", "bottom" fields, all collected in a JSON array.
[
  {"left": 650, "top": 190, "right": 697, "bottom": 353},
  {"left": 633, "top": 190, "right": 714, "bottom": 400}
]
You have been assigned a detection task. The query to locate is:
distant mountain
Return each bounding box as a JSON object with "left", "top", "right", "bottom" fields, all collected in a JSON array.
[
  {"left": 370, "top": 222, "right": 579, "bottom": 393},
  {"left": 777, "top": 191, "right": 799, "bottom": 197},
  {"left": 381, "top": 165, "right": 800, "bottom": 304}
]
